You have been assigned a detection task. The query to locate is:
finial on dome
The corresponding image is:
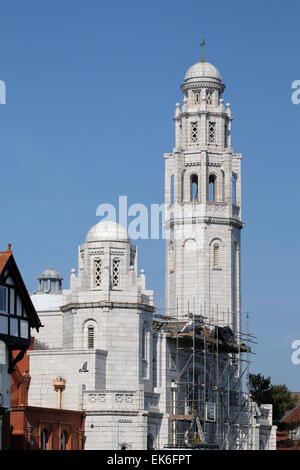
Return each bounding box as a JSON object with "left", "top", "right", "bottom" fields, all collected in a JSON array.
[{"left": 201, "top": 37, "right": 205, "bottom": 62}]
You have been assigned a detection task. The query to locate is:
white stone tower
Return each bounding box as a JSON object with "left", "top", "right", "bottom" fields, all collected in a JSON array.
[{"left": 164, "top": 52, "right": 243, "bottom": 333}]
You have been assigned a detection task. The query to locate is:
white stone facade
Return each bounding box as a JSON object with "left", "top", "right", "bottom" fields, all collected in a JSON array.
[
  {"left": 164, "top": 60, "right": 242, "bottom": 332},
  {"left": 29, "top": 221, "right": 169, "bottom": 450},
  {"left": 28, "top": 58, "right": 276, "bottom": 450}
]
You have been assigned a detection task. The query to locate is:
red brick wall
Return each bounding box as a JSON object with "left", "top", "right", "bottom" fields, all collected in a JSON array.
[
  {"left": 10, "top": 406, "right": 85, "bottom": 450},
  {"left": 8, "top": 339, "right": 85, "bottom": 450},
  {"left": 277, "top": 406, "right": 300, "bottom": 450}
]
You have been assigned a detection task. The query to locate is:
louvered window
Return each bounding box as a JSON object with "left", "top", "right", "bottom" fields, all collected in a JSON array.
[
  {"left": 88, "top": 326, "right": 94, "bottom": 349},
  {"left": 213, "top": 244, "right": 220, "bottom": 268}
]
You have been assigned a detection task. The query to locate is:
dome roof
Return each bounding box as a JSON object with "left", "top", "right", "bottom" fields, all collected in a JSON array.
[
  {"left": 38, "top": 269, "right": 63, "bottom": 280},
  {"left": 185, "top": 61, "right": 221, "bottom": 81},
  {"left": 86, "top": 220, "right": 130, "bottom": 242}
]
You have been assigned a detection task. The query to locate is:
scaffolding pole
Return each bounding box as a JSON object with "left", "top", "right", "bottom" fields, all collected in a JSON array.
[{"left": 159, "top": 304, "right": 256, "bottom": 450}]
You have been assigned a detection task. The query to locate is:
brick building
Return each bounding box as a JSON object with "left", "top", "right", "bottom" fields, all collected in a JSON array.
[
  {"left": 277, "top": 393, "right": 300, "bottom": 450},
  {"left": 9, "top": 339, "right": 85, "bottom": 450}
]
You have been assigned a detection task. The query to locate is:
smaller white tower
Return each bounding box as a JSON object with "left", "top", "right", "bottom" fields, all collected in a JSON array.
[{"left": 29, "top": 220, "right": 167, "bottom": 450}]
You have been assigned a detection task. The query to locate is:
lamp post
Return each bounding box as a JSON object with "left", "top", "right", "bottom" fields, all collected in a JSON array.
[
  {"left": 171, "top": 380, "right": 178, "bottom": 446},
  {"left": 53, "top": 377, "right": 66, "bottom": 409}
]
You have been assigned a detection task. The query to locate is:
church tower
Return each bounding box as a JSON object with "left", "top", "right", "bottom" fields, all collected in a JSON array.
[{"left": 164, "top": 49, "right": 243, "bottom": 332}]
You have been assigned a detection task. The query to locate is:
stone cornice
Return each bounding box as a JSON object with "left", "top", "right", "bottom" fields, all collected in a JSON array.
[
  {"left": 60, "top": 300, "right": 156, "bottom": 313},
  {"left": 178, "top": 110, "right": 229, "bottom": 119},
  {"left": 164, "top": 216, "right": 244, "bottom": 230},
  {"left": 181, "top": 81, "right": 225, "bottom": 94},
  {"left": 84, "top": 410, "right": 163, "bottom": 418}
]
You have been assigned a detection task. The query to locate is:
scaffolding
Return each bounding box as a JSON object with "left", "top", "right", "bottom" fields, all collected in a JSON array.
[{"left": 154, "top": 305, "right": 256, "bottom": 450}]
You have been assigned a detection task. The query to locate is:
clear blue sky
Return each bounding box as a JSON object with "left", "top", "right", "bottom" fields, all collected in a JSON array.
[{"left": 0, "top": 0, "right": 299, "bottom": 389}]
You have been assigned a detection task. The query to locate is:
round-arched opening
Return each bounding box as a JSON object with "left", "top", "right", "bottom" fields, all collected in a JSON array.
[
  {"left": 147, "top": 434, "right": 154, "bottom": 450},
  {"left": 191, "top": 174, "right": 198, "bottom": 201},
  {"left": 60, "top": 431, "right": 68, "bottom": 450},
  {"left": 209, "top": 174, "right": 216, "bottom": 202}
]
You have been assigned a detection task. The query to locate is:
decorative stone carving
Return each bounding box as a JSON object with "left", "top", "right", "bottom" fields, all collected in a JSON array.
[
  {"left": 88, "top": 393, "right": 106, "bottom": 404},
  {"left": 115, "top": 393, "right": 134, "bottom": 404},
  {"left": 90, "top": 250, "right": 104, "bottom": 257},
  {"left": 110, "top": 250, "right": 125, "bottom": 257}
]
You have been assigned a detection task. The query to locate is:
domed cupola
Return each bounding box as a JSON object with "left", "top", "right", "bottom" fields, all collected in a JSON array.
[
  {"left": 181, "top": 40, "right": 225, "bottom": 99},
  {"left": 86, "top": 220, "right": 130, "bottom": 243},
  {"left": 181, "top": 60, "right": 225, "bottom": 95},
  {"left": 37, "top": 269, "right": 63, "bottom": 293}
]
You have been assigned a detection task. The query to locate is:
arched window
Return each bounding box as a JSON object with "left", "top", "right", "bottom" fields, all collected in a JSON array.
[
  {"left": 142, "top": 326, "right": 147, "bottom": 360},
  {"left": 210, "top": 238, "right": 223, "bottom": 270},
  {"left": 60, "top": 431, "right": 68, "bottom": 450},
  {"left": 191, "top": 174, "right": 198, "bottom": 201},
  {"left": 170, "top": 174, "right": 175, "bottom": 205},
  {"left": 142, "top": 323, "right": 149, "bottom": 378},
  {"left": 209, "top": 174, "right": 216, "bottom": 202},
  {"left": 88, "top": 326, "right": 94, "bottom": 349},
  {"left": 181, "top": 170, "right": 185, "bottom": 202},
  {"left": 169, "top": 241, "right": 175, "bottom": 273},
  {"left": 225, "top": 120, "right": 228, "bottom": 147},
  {"left": 259, "top": 440, "right": 265, "bottom": 450},
  {"left": 40, "top": 429, "right": 50, "bottom": 450},
  {"left": 213, "top": 244, "right": 220, "bottom": 269},
  {"left": 194, "top": 92, "right": 200, "bottom": 104},
  {"left": 221, "top": 170, "right": 225, "bottom": 201},
  {"left": 147, "top": 434, "right": 154, "bottom": 450},
  {"left": 83, "top": 320, "right": 97, "bottom": 350},
  {"left": 232, "top": 174, "right": 237, "bottom": 204}
]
